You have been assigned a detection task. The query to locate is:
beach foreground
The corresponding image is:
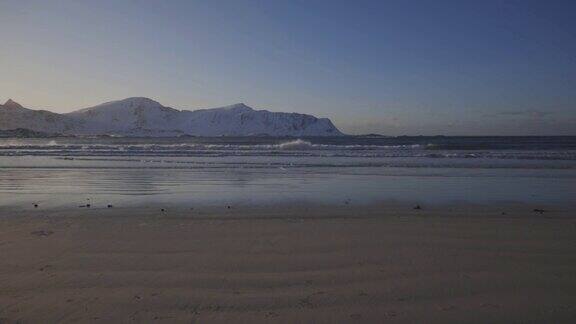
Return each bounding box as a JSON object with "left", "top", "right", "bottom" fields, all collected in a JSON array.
[{"left": 1, "top": 205, "right": 575, "bottom": 323}]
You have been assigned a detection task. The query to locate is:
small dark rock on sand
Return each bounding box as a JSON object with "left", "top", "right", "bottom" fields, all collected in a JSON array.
[
  {"left": 533, "top": 208, "right": 545, "bottom": 214},
  {"left": 350, "top": 313, "right": 362, "bottom": 320},
  {"left": 38, "top": 265, "right": 52, "bottom": 271},
  {"left": 107, "top": 204, "right": 113, "bottom": 208},
  {"left": 34, "top": 204, "right": 38, "bottom": 208},
  {"left": 31, "top": 230, "right": 54, "bottom": 237}
]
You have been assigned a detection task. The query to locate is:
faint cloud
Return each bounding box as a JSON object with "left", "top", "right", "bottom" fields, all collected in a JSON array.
[{"left": 485, "top": 110, "right": 557, "bottom": 118}]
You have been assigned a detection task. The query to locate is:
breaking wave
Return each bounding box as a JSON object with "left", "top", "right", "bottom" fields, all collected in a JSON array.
[
  {"left": 277, "top": 139, "right": 314, "bottom": 150},
  {"left": 1, "top": 137, "right": 575, "bottom": 162}
]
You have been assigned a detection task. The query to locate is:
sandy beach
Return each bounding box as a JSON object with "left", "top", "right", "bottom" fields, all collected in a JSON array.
[{"left": 1, "top": 204, "right": 575, "bottom": 323}]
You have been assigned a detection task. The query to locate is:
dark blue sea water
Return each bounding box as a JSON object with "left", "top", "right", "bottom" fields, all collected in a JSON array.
[
  {"left": 0, "top": 136, "right": 575, "bottom": 209},
  {"left": 1, "top": 136, "right": 576, "bottom": 162}
]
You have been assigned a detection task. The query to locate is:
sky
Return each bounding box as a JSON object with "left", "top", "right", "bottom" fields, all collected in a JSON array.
[{"left": 1, "top": 0, "right": 576, "bottom": 135}]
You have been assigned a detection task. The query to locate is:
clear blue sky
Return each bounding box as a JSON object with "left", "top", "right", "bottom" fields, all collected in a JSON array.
[{"left": 1, "top": 0, "right": 575, "bottom": 135}]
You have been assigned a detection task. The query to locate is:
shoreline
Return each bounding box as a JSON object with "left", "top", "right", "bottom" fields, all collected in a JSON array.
[
  {"left": 1, "top": 205, "right": 575, "bottom": 323},
  {"left": 2, "top": 199, "right": 575, "bottom": 218}
]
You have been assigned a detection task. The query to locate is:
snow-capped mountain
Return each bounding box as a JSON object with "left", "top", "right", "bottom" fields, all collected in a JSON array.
[
  {"left": 178, "top": 103, "right": 341, "bottom": 136},
  {"left": 66, "top": 97, "right": 183, "bottom": 136},
  {"left": 0, "top": 99, "right": 76, "bottom": 133},
  {"left": 0, "top": 97, "right": 344, "bottom": 136}
]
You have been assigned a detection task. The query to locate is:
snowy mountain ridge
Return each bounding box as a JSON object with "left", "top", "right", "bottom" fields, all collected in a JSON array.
[{"left": 0, "top": 97, "right": 344, "bottom": 136}]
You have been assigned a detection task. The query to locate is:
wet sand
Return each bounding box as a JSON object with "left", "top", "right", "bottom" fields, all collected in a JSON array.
[{"left": 1, "top": 204, "right": 576, "bottom": 323}]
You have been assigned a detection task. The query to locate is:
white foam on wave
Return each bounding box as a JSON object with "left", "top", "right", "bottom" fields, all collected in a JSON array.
[{"left": 277, "top": 139, "right": 315, "bottom": 150}]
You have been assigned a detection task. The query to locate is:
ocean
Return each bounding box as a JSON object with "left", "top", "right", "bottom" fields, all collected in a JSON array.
[{"left": 1, "top": 136, "right": 575, "bottom": 209}]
